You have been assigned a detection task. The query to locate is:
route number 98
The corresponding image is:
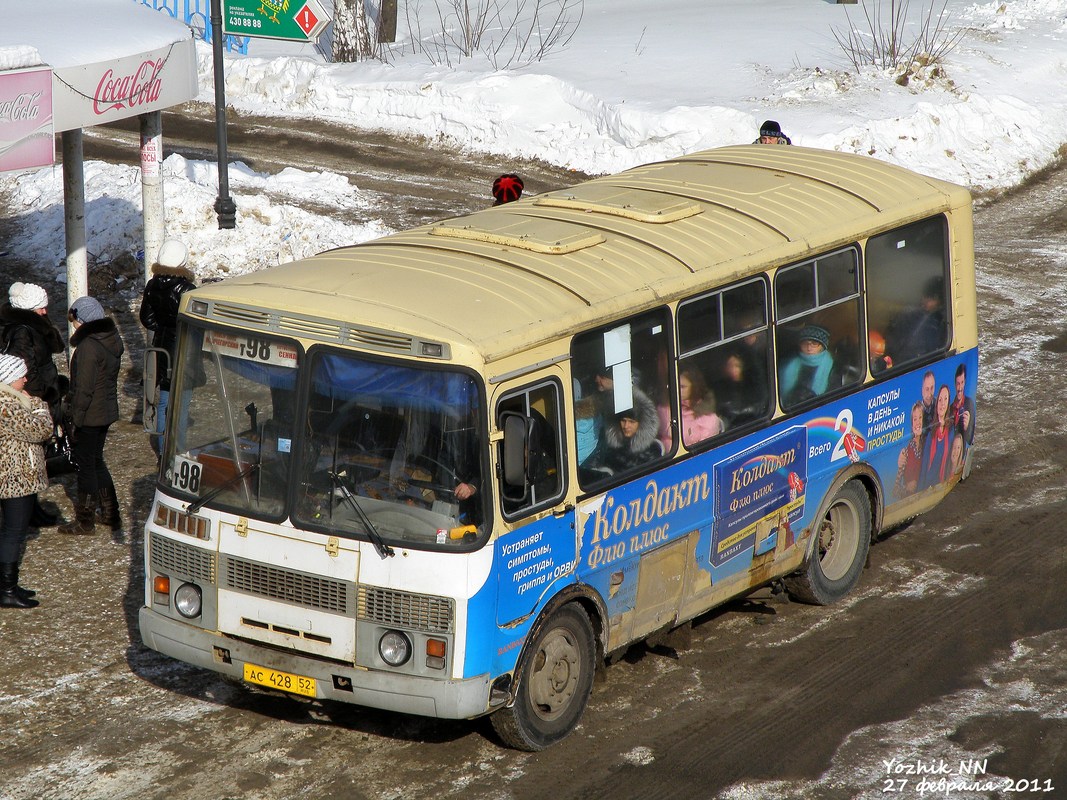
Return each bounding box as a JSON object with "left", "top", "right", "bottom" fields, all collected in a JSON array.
[{"left": 172, "top": 455, "right": 202, "bottom": 494}]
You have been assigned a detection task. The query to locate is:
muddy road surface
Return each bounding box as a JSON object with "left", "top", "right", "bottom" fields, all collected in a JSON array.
[
  {"left": 1, "top": 112, "right": 1066, "bottom": 800},
  {"left": 80, "top": 103, "right": 589, "bottom": 231}
]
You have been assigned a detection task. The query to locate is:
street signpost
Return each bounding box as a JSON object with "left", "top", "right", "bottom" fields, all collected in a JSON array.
[{"left": 221, "top": 0, "right": 330, "bottom": 42}]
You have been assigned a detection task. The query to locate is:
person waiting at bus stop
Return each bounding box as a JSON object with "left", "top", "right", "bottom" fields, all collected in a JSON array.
[
  {"left": 58, "top": 297, "right": 124, "bottom": 536},
  {"left": 0, "top": 354, "right": 53, "bottom": 609},
  {"left": 0, "top": 281, "right": 67, "bottom": 527},
  {"left": 139, "top": 239, "right": 197, "bottom": 458}
]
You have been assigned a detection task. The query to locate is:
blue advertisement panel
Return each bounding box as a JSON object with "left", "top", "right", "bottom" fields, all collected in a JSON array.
[
  {"left": 712, "top": 426, "right": 807, "bottom": 567},
  {"left": 465, "top": 348, "right": 978, "bottom": 680}
]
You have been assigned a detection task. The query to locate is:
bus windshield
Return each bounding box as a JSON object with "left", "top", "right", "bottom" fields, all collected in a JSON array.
[
  {"left": 162, "top": 327, "right": 486, "bottom": 547},
  {"left": 162, "top": 327, "right": 300, "bottom": 518},
  {"left": 293, "top": 350, "right": 484, "bottom": 548}
]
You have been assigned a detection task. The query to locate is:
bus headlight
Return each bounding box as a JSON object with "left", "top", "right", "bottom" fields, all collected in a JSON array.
[
  {"left": 378, "top": 630, "right": 411, "bottom": 667},
  {"left": 174, "top": 583, "right": 202, "bottom": 618}
]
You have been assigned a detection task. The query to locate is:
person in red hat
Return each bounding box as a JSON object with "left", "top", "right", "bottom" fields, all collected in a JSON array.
[{"left": 491, "top": 173, "right": 524, "bottom": 205}]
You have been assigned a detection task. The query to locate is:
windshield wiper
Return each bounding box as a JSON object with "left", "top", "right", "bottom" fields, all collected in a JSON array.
[
  {"left": 187, "top": 462, "right": 261, "bottom": 514},
  {"left": 328, "top": 470, "right": 395, "bottom": 559}
]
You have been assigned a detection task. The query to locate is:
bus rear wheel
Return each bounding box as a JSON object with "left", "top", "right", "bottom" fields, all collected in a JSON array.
[
  {"left": 490, "top": 604, "right": 595, "bottom": 751},
  {"left": 784, "top": 481, "right": 871, "bottom": 605}
]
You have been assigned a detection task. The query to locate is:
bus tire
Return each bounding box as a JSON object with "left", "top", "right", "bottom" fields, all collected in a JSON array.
[
  {"left": 784, "top": 480, "right": 871, "bottom": 605},
  {"left": 490, "top": 604, "right": 595, "bottom": 751}
]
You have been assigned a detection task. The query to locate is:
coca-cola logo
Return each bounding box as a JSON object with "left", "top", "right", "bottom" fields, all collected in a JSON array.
[
  {"left": 0, "top": 92, "right": 42, "bottom": 122},
  {"left": 93, "top": 58, "right": 164, "bottom": 115}
]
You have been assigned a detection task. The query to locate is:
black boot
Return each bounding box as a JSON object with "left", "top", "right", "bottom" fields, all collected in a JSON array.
[
  {"left": 30, "top": 496, "right": 59, "bottom": 528},
  {"left": 96, "top": 485, "right": 121, "bottom": 532},
  {"left": 0, "top": 562, "right": 39, "bottom": 609},
  {"left": 58, "top": 491, "right": 96, "bottom": 536}
]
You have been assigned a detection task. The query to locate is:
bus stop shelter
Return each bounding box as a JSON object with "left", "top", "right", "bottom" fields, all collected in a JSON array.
[{"left": 0, "top": 0, "right": 197, "bottom": 310}]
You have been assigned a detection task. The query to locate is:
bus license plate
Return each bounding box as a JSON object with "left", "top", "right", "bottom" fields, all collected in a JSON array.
[{"left": 243, "top": 663, "right": 316, "bottom": 698}]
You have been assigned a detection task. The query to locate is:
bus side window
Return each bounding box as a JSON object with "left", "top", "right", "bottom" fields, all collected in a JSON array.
[
  {"left": 678, "top": 278, "right": 771, "bottom": 438},
  {"left": 775, "top": 248, "right": 865, "bottom": 410},
  {"left": 497, "top": 381, "right": 564, "bottom": 518},
  {"left": 571, "top": 308, "right": 672, "bottom": 488},
  {"left": 866, "top": 216, "right": 951, "bottom": 370}
]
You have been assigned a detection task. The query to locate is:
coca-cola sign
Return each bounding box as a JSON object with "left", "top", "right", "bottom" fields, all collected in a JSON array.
[
  {"left": 52, "top": 38, "right": 197, "bottom": 132},
  {"left": 0, "top": 66, "right": 54, "bottom": 174},
  {"left": 93, "top": 58, "right": 164, "bottom": 116}
]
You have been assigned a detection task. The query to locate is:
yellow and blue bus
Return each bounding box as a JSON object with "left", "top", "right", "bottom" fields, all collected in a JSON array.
[{"left": 139, "top": 145, "right": 976, "bottom": 750}]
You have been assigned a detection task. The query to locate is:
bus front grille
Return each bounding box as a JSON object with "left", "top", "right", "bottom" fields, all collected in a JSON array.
[
  {"left": 150, "top": 532, "right": 217, "bottom": 584},
  {"left": 222, "top": 556, "right": 351, "bottom": 614},
  {"left": 357, "top": 586, "right": 454, "bottom": 634}
]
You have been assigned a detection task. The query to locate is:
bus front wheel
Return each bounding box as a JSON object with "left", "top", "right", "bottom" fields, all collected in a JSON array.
[
  {"left": 785, "top": 481, "right": 871, "bottom": 605},
  {"left": 490, "top": 604, "right": 596, "bottom": 751}
]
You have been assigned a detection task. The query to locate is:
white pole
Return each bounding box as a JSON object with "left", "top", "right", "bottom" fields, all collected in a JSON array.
[
  {"left": 140, "top": 110, "right": 164, "bottom": 284},
  {"left": 62, "top": 128, "right": 87, "bottom": 325}
]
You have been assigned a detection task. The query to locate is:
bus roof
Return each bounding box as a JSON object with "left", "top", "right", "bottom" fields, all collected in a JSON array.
[{"left": 191, "top": 145, "right": 971, "bottom": 364}]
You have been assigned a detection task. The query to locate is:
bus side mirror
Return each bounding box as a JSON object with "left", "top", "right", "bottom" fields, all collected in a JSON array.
[
  {"left": 143, "top": 347, "right": 170, "bottom": 435},
  {"left": 500, "top": 411, "right": 535, "bottom": 502}
]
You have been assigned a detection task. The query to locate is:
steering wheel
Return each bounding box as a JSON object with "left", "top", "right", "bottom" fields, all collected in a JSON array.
[{"left": 406, "top": 453, "right": 461, "bottom": 498}]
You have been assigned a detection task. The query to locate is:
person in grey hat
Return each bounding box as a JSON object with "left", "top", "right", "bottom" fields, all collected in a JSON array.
[
  {"left": 0, "top": 353, "right": 53, "bottom": 608},
  {"left": 59, "top": 296, "right": 124, "bottom": 536}
]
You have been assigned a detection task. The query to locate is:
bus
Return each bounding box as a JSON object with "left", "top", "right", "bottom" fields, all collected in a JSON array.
[{"left": 138, "top": 145, "right": 976, "bottom": 750}]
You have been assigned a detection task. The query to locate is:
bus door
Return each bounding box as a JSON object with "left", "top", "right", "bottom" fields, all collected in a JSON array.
[{"left": 493, "top": 377, "right": 576, "bottom": 629}]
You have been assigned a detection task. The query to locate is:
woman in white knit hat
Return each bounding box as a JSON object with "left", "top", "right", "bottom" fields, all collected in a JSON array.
[
  {"left": 1, "top": 281, "right": 67, "bottom": 526},
  {"left": 0, "top": 354, "right": 53, "bottom": 609}
]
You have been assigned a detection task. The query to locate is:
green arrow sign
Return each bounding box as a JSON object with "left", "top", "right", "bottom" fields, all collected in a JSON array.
[{"left": 222, "top": 0, "right": 330, "bottom": 42}]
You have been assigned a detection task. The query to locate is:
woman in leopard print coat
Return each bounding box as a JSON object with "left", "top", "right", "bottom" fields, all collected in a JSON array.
[{"left": 0, "top": 354, "right": 53, "bottom": 609}]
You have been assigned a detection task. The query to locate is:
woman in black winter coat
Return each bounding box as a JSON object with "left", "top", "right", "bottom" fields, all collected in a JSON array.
[
  {"left": 590, "top": 388, "right": 662, "bottom": 474},
  {"left": 0, "top": 282, "right": 65, "bottom": 415},
  {"left": 139, "top": 240, "right": 196, "bottom": 456},
  {"left": 58, "top": 296, "right": 124, "bottom": 536},
  {"left": 1, "top": 282, "right": 67, "bottom": 526}
]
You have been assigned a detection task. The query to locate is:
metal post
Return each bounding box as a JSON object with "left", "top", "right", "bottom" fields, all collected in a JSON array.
[
  {"left": 210, "top": 0, "right": 237, "bottom": 229},
  {"left": 140, "top": 110, "right": 165, "bottom": 282},
  {"left": 62, "top": 128, "right": 87, "bottom": 325}
]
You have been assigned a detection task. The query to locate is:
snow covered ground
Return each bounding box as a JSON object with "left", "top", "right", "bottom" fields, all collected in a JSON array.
[{"left": 2, "top": 0, "right": 1067, "bottom": 282}]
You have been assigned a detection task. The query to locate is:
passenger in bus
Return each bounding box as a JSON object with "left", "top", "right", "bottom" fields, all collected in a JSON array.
[
  {"left": 591, "top": 390, "right": 661, "bottom": 473},
  {"left": 886, "top": 277, "right": 947, "bottom": 364},
  {"left": 951, "top": 362, "right": 975, "bottom": 446},
  {"left": 920, "top": 383, "right": 955, "bottom": 490},
  {"left": 715, "top": 351, "right": 764, "bottom": 426},
  {"left": 778, "top": 325, "right": 834, "bottom": 407},
  {"left": 868, "top": 330, "right": 893, "bottom": 374},
  {"left": 893, "top": 401, "right": 925, "bottom": 499},
  {"left": 754, "top": 119, "right": 792, "bottom": 145},
  {"left": 574, "top": 394, "right": 601, "bottom": 466},
  {"left": 661, "top": 366, "right": 722, "bottom": 449}
]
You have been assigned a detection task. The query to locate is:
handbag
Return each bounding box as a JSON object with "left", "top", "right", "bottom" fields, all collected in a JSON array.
[{"left": 45, "top": 419, "right": 76, "bottom": 477}]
